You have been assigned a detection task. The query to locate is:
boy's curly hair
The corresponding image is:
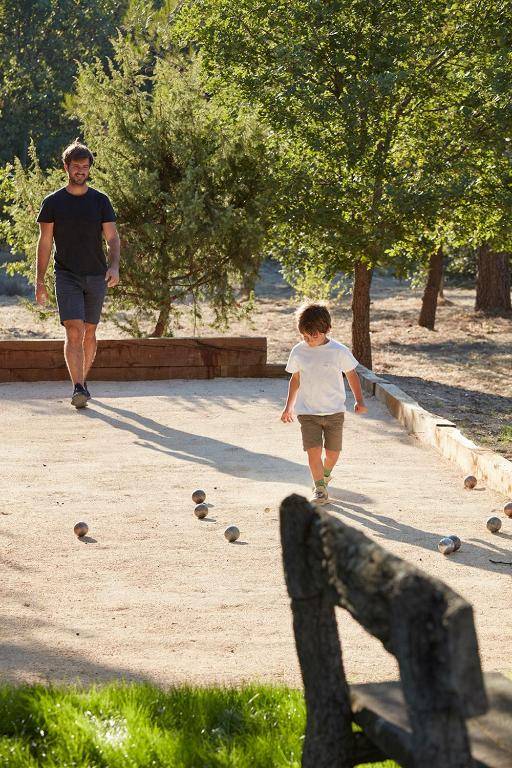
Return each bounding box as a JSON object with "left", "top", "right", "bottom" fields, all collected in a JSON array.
[{"left": 296, "top": 302, "right": 331, "bottom": 335}]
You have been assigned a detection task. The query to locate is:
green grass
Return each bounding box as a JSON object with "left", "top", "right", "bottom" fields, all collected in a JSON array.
[{"left": 0, "top": 683, "right": 399, "bottom": 767}]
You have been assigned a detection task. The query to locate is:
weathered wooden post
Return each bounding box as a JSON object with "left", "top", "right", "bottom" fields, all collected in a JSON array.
[
  {"left": 319, "top": 507, "right": 486, "bottom": 768},
  {"left": 280, "top": 494, "right": 385, "bottom": 767},
  {"left": 280, "top": 493, "right": 489, "bottom": 768}
]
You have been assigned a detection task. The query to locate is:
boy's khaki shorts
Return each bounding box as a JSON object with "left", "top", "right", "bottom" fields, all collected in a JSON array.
[{"left": 297, "top": 412, "right": 345, "bottom": 452}]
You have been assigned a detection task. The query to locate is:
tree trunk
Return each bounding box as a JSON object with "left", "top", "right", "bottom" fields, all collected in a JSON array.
[
  {"left": 351, "top": 260, "right": 373, "bottom": 369},
  {"left": 475, "top": 244, "right": 512, "bottom": 314},
  {"left": 418, "top": 246, "right": 444, "bottom": 330},
  {"left": 152, "top": 300, "right": 171, "bottom": 337}
]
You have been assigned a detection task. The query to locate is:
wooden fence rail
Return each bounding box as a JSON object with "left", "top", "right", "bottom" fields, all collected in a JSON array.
[{"left": 0, "top": 337, "right": 286, "bottom": 382}]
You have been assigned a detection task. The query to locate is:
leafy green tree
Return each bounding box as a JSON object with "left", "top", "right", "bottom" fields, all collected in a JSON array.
[
  {"left": 411, "top": 18, "right": 512, "bottom": 320},
  {"left": 0, "top": 142, "right": 63, "bottom": 286},
  {"left": 1, "top": 15, "right": 275, "bottom": 336},
  {"left": 177, "top": 0, "right": 511, "bottom": 367},
  {"left": 0, "top": 0, "right": 126, "bottom": 168}
]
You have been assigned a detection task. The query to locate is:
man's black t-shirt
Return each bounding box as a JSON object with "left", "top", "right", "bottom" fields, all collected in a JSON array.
[{"left": 36, "top": 187, "right": 116, "bottom": 276}]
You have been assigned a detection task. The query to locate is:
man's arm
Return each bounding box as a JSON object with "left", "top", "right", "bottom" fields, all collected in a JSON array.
[
  {"left": 281, "top": 372, "right": 300, "bottom": 422},
  {"left": 35, "top": 222, "right": 53, "bottom": 305},
  {"left": 345, "top": 369, "right": 368, "bottom": 414},
  {"left": 102, "top": 221, "right": 121, "bottom": 287}
]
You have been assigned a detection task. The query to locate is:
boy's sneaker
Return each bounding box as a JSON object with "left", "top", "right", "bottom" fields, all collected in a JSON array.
[
  {"left": 71, "top": 383, "right": 88, "bottom": 409},
  {"left": 311, "top": 476, "right": 333, "bottom": 492},
  {"left": 84, "top": 381, "right": 91, "bottom": 401},
  {"left": 311, "top": 486, "right": 329, "bottom": 506}
]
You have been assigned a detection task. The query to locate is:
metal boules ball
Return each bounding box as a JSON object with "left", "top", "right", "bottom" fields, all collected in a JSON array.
[
  {"left": 464, "top": 475, "right": 477, "bottom": 489},
  {"left": 224, "top": 525, "right": 240, "bottom": 543},
  {"left": 192, "top": 489, "right": 206, "bottom": 504},
  {"left": 447, "top": 534, "right": 461, "bottom": 552},
  {"left": 486, "top": 516, "right": 502, "bottom": 533},
  {"left": 194, "top": 503, "right": 208, "bottom": 519},
  {"left": 504, "top": 502, "right": 512, "bottom": 518},
  {"left": 74, "top": 521, "right": 89, "bottom": 538},
  {"left": 438, "top": 537, "right": 456, "bottom": 555}
]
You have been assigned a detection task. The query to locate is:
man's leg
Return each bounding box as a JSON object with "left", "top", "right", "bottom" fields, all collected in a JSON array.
[
  {"left": 83, "top": 322, "right": 98, "bottom": 381},
  {"left": 82, "top": 275, "right": 107, "bottom": 394},
  {"left": 63, "top": 320, "right": 85, "bottom": 385}
]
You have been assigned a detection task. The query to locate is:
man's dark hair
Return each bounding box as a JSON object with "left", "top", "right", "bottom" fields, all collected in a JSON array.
[
  {"left": 62, "top": 139, "right": 94, "bottom": 167},
  {"left": 296, "top": 302, "right": 331, "bottom": 334}
]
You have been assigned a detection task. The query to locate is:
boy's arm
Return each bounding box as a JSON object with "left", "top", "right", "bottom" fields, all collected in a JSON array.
[
  {"left": 345, "top": 369, "right": 368, "bottom": 414},
  {"left": 281, "top": 372, "right": 300, "bottom": 422}
]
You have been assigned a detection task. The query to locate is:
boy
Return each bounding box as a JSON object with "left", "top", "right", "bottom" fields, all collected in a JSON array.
[{"left": 281, "top": 302, "right": 368, "bottom": 505}]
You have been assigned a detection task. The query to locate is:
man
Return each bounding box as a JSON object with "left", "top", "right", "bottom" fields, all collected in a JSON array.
[{"left": 35, "top": 140, "right": 120, "bottom": 408}]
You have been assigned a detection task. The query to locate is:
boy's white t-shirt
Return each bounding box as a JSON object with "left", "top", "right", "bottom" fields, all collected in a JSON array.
[{"left": 285, "top": 339, "right": 358, "bottom": 415}]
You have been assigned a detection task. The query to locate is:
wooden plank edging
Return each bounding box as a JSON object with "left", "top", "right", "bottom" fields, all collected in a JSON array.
[{"left": 0, "top": 337, "right": 292, "bottom": 382}]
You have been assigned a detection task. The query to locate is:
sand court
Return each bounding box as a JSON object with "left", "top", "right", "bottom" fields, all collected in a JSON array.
[{"left": 0, "top": 378, "right": 510, "bottom": 687}]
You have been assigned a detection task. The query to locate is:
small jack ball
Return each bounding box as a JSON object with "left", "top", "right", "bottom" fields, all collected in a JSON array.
[
  {"left": 194, "top": 503, "right": 208, "bottom": 519},
  {"left": 224, "top": 525, "right": 240, "bottom": 543},
  {"left": 192, "top": 489, "right": 206, "bottom": 504},
  {"left": 438, "top": 537, "right": 455, "bottom": 555},
  {"left": 447, "top": 534, "right": 461, "bottom": 551},
  {"left": 464, "top": 475, "right": 477, "bottom": 489},
  {"left": 74, "top": 521, "right": 88, "bottom": 538},
  {"left": 486, "top": 516, "right": 502, "bottom": 533},
  {"left": 504, "top": 502, "right": 512, "bottom": 518}
]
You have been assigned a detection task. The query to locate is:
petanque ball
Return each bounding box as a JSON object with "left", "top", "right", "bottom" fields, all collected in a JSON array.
[
  {"left": 486, "top": 516, "right": 502, "bottom": 533},
  {"left": 504, "top": 502, "right": 512, "bottom": 518},
  {"left": 74, "top": 521, "right": 89, "bottom": 538},
  {"left": 464, "top": 475, "right": 477, "bottom": 489},
  {"left": 194, "top": 503, "right": 208, "bottom": 519},
  {"left": 438, "top": 537, "right": 455, "bottom": 555},
  {"left": 447, "top": 534, "right": 461, "bottom": 552},
  {"left": 224, "top": 525, "right": 240, "bottom": 543},
  {"left": 192, "top": 489, "right": 206, "bottom": 504}
]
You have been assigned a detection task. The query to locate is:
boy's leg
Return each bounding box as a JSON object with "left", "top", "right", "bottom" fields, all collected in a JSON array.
[
  {"left": 306, "top": 446, "right": 325, "bottom": 483},
  {"left": 324, "top": 449, "right": 341, "bottom": 472},
  {"left": 307, "top": 446, "right": 329, "bottom": 505},
  {"left": 323, "top": 413, "right": 345, "bottom": 483},
  {"left": 323, "top": 449, "right": 340, "bottom": 485},
  {"left": 297, "top": 416, "right": 329, "bottom": 504}
]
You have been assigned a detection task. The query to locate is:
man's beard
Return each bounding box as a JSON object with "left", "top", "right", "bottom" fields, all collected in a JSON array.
[{"left": 72, "top": 175, "right": 88, "bottom": 185}]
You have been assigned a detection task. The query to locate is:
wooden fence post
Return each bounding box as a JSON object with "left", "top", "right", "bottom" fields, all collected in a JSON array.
[{"left": 280, "top": 494, "right": 355, "bottom": 767}]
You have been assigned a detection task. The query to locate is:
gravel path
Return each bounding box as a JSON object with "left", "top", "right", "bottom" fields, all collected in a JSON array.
[{"left": 1, "top": 378, "right": 510, "bottom": 687}]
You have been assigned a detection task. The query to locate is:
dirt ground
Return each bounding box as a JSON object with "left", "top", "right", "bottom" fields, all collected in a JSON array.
[
  {"left": 1, "top": 378, "right": 511, "bottom": 688},
  {"left": 1, "top": 260, "right": 511, "bottom": 458}
]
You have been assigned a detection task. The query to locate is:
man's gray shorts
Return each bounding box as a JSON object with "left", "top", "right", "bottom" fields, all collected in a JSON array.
[{"left": 55, "top": 271, "right": 107, "bottom": 326}]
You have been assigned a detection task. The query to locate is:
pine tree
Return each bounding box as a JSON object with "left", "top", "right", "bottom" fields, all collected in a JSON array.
[{"left": 1, "top": 16, "right": 275, "bottom": 336}]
